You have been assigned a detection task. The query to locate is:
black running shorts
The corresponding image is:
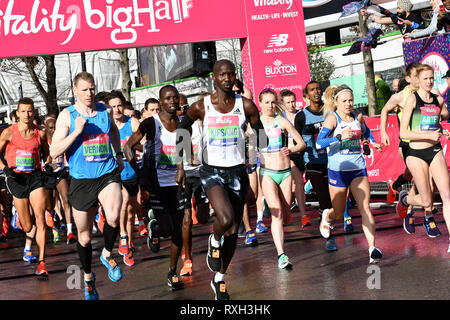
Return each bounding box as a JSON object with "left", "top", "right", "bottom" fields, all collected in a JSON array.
[
  {"left": 199, "top": 164, "right": 249, "bottom": 205},
  {"left": 44, "top": 168, "right": 69, "bottom": 190},
  {"left": 121, "top": 177, "right": 139, "bottom": 197},
  {"left": 182, "top": 176, "right": 208, "bottom": 210},
  {"left": 68, "top": 169, "right": 121, "bottom": 212},
  {"left": 6, "top": 170, "right": 44, "bottom": 199}
]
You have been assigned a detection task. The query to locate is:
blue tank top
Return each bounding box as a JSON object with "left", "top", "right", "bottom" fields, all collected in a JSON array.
[
  {"left": 119, "top": 116, "right": 137, "bottom": 181},
  {"left": 66, "top": 103, "right": 117, "bottom": 179},
  {"left": 301, "top": 107, "right": 328, "bottom": 165},
  {"left": 327, "top": 111, "right": 366, "bottom": 172}
]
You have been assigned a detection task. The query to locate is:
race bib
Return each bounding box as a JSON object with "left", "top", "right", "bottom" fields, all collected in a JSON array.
[
  {"left": 15, "top": 150, "right": 36, "bottom": 172},
  {"left": 262, "top": 127, "right": 282, "bottom": 153},
  {"left": 83, "top": 133, "right": 110, "bottom": 162},
  {"left": 420, "top": 106, "right": 440, "bottom": 131},
  {"left": 208, "top": 115, "right": 240, "bottom": 147},
  {"left": 157, "top": 144, "right": 177, "bottom": 170},
  {"left": 339, "top": 130, "right": 361, "bottom": 155}
]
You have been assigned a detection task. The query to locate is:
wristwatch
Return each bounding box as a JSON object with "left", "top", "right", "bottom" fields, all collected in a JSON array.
[{"left": 336, "top": 134, "right": 342, "bottom": 141}]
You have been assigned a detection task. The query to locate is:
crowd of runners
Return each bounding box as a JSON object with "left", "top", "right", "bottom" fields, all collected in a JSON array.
[{"left": 0, "top": 58, "right": 448, "bottom": 301}]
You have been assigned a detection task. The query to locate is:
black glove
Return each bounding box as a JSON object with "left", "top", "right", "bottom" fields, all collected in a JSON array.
[
  {"left": 363, "top": 140, "right": 371, "bottom": 156},
  {"left": 44, "top": 163, "right": 54, "bottom": 174},
  {"left": 3, "top": 166, "right": 15, "bottom": 178}
]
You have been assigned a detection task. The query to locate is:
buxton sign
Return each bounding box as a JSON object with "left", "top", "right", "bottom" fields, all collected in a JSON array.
[{"left": 0, "top": 0, "right": 310, "bottom": 106}]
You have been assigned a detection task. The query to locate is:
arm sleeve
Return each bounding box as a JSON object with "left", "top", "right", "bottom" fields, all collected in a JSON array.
[
  {"left": 410, "top": 12, "right": 439, "bottom": 38},
  {"left": 294, "top": 111, "right": 306, "bottom": 135},
  {"left": 362, "top": 122, "right": 376, "bottom": 143},
  {"left": 316, "top": 127, "right": 339, "bottom": 150}
]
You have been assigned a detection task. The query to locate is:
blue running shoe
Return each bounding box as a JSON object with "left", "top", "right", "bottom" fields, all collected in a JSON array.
[
  {"left": 23, "top": 250, "right": 38, "bottom": 263},
  {"left": 256, "top": 220, "right": 269, "bottom": 233},
  {"left": 11, "top": 208, "right": 21, "bottom": 232},
  {"left": 403, "top": 213, "right": 415, "bottom": 234},
  {"left": 344, "top": 217, "right": 354, "bottom": 232},
  {"left": 100, "top": 254, "right": 122, "bottom": 282},
  {"left": 244, "top": 230, "right": 258, "bottom": 247},
  {"left": 326, "top": 237, "right": 338, "bottom": 251},
  {"left": 304, "top": 180, "right": 313, "bottom": 194},
  {"left": 278, "top": 253, "right": 292, "bottom": 269},
  {"left": 84, "top": 272, "right": 99, "bottom": 300},
  {"left": 424, "top": 216, "right": 441, "bottom": 238}
]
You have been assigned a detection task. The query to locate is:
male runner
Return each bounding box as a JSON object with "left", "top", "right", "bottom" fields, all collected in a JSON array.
[
  {"left": 175, "top": 59, "right": 266, "bottom": 300},
  {"left": 124, "top": 85, "right": 185, "bottom": 291},
  {"left": 108, "top": 91, "right": 141, "bottom": 267},
  {"left": 50, "top": 72, "right": 124, "bottom": 300}
]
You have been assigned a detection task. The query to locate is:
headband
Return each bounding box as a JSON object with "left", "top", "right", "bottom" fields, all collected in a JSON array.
[{"left": 334, "top": 88, "right": 353, "bottom": 100}]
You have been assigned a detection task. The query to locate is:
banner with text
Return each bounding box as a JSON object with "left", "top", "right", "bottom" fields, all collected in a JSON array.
[{"left": 363, "top": 115, "right": 450, "bottom": 183}]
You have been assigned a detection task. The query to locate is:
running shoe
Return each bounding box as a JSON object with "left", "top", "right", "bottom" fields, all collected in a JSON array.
[
  {"left": 138, "top": 224, "right": 148, "bottom": 237},
  {"left": 67, "top": 232, "right": 77, "bottom": 244},
  {"left": 396, "top": 190, "right": 409, "bottom": 218},
  {"left": 326, "top": 237, "right": 338, "bottom": 251},
  {"left": 84, "top": 272, "right": 99, "bottom": 300},
  {"left": 344, "top": 217, "right": 354, "bottom": 232},
  {"left": 147, "top": 219, "right": 160, "bottom": 253},
  {"left": 100, "top": 254, "right": 122, "bottom": 282},
  {"left": 35, "top": 261, "right": 48, "bottom": 278},
  {"left": 301, "top": 215, "right": 311, "bottom": 228},
  {"left": 237, "top": 222, "right": 245, "bottom": 238},
  {"left": 206, "top": 234, "right": 222, "bottom": 272},
  {"left": 96, "top": 214, "right": 105, "bottom": 234},
  {"left": 23, "top": 250, "right": 38, "bottom": 263},
  {"left": 118, "top": 235, "right": 129, "bottom": 256},
  {"left": 123, "top": 252, "right": 135, "bottom": 267},
  {"left": 255, "top": 220, "right": 269, "bottom": 233},
  {"left": 3, "top": 215, "right": 9, "bottom": 235},
  {"left": 11, "top": 209, "right": 22, "bottom": 232},
  {"left": 244, "top": 230, "right": 258, "bottom": 247},
  {"left": 423, "top": 216, "right": 441, "bottom": 238},
  {"left": 180, "top": 259, "right": 193, "bottom": 277},
  {"left": 319, "top": 209, "right": 332, "bottom": 238},
  {"left": 369, "top": 247, "right": 382, "bottom": 264},
  {"left": 403, "top": 213, "right": 415, "bottom": 234},
  {"left": 53, "top": 214, "right": 61, "bottom": 229},
  {"left": 52, "top": 228, "right": 61, "bottom": 243},
  {"left": 290, "top": 202, "right": 299, "bottom": 213},
  {"left": 168, "top": 269, "right": 184, "bottom": 291},
  {"left": 386, "top": 180, "right": 398, "bottom": 204},
  {"left": 278, "top": 253, "right": 292, "bottom": 269},
  {"left": 45, "top": 210, "right": 55, "bottom": 228},
  {"left": 304, "top": 180, "right": 313, "bottom": 194},
  {"left": 210, "top": 278, "right": 230, "bottom": 300}
]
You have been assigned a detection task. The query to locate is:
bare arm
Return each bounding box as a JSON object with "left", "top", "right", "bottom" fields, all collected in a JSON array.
[
  {"left": 124, "top": 117, "right": 155, "bottom": 176},
  {"left": 380, "top": 92, "right": 402, "bottom": 146},
  {"left": 39, "top": 130, "right": 51, "bottom": 164},
  {"left": 0, "top": 128, "right": 11, "bottom": 170},
  {"left": 131, "top": 117, "right": 143, "bottom": 152},
  {"left": 50, "top": 109, "right": 86, "bottom": 159},
  {"left": 279, "top": 116, "right": 306, "bottom": 154}
]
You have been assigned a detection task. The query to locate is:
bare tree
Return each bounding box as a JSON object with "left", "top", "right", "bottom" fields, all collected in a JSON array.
[
  {"left": 118, "top": 49, "right": 132, "bottom": 102},
  {"left": 22, "top": 55, "right": 59, "bottom": 115},
  {"left": 358, "top": 12, "right": 377, "bottom": 116}
]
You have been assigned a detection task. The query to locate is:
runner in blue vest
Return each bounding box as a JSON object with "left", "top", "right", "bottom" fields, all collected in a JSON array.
[{"left": 50, "top": 72, "right": 124, "bottom": 300}]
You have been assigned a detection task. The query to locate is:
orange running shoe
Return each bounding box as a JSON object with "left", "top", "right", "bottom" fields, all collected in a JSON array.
[
  {"left": 45, "top": 210, "right": 54, "bottom": 228},
  {"left": 35, "top": 261, "right": 48, "bottom": 278},
  {"left": 180, "top": 259, "right": 193, "bottom": 276},
  {"left": 396, "top": 190, "right": 409, "bottom": 218},
  {"left": 2, "top": 215, "right": 9, "bottom": 235},
  {"left": 386, "top": 181, "right": 398, "bottom": 204},
  {"left": 66, "top": 232, "right": 77, "bottom": 244},
  {"left": 301, "top": 215, "right": 311, "bottom": 228},
  {"left": 123, "top": 252, "right": 135, "bottom": 267},
  {"left": 139, "top": 224, "right": 148, "bottom": 237},
  {"left": 118, "top": 236, "right": 129, "bottom": 256}
]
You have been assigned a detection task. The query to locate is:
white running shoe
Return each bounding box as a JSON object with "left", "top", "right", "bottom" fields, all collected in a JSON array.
[
  {"left": 319, "top": 209, "right": 332, "bottom": 238},
  {"left": 369, "top": 247, "right": 382, "bottom": 264}
]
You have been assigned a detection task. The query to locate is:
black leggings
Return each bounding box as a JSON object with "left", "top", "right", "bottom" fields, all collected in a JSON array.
[
  {"left": 305, "top": 163, "right": 332, "bottom": 211},
  {"left": 149, "top": 186, "right": 184, "bottom": 247}
]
